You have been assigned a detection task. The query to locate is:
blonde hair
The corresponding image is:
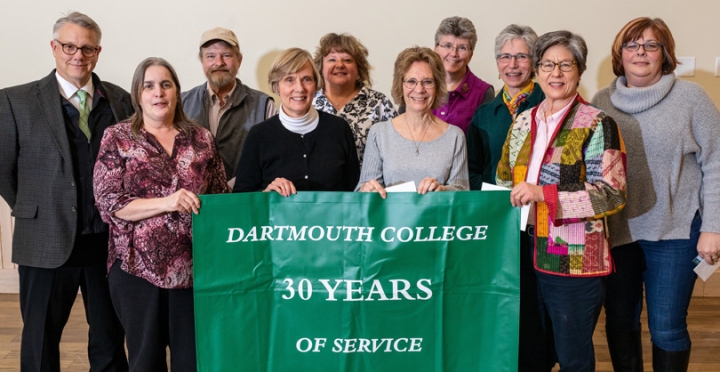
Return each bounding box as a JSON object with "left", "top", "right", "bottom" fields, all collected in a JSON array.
[
  {"left": 390, "top": 46, "right": 447, "bottom": 110},
  {"left": 268, "top": 48, "right": 323, "bottom": 95}
]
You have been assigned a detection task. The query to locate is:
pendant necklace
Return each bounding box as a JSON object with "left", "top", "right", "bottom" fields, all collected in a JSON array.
[{"left": 404, "top": 115, "right": 431, "bottom": 156}]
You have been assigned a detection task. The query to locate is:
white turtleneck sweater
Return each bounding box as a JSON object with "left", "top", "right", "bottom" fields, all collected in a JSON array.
[{"left": 278, "top": 105, "right": 319, "bottom": 134}]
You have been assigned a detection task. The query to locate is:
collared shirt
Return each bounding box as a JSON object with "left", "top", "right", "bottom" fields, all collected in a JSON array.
[
  {"left": 432, "top": 67, "right": 492, "bottom": 134},
  {"left": 206, "top": 81, "right": 277, "bottom": 137},
  {"left": 525, "top": 97, "right": 575, "bottom": 226},
  {"left": 206, "top": 81, "right": 237, "bottom": 136},
  {"left": 56, "top": 72, "right": 94, "bottom": 111},
  {"left": 94, "top": 122, "right": 228, "bottom": 288},
  {"left": 527, "top": 97, "right": 576, "bottom": 185}
]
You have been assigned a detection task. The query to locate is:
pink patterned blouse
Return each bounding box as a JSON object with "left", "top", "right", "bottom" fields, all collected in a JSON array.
[{"left": 94, "top": 121, "right": 228, "bottom": 289}]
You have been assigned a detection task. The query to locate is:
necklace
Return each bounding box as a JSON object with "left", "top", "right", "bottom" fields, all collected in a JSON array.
[{"left": 404, "top": 115, "right": 432, "bottom": 156}]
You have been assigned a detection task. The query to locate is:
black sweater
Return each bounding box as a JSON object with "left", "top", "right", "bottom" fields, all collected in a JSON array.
[{"left": 233, "top": 112, "right": 360, "bottom": 192}]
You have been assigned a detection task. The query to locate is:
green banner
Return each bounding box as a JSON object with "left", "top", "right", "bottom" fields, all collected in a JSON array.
[{"left": 193, "top": 191, "right": 519, "bottom": 372}]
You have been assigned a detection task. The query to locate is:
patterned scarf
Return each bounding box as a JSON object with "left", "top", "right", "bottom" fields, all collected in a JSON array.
[{"left": 502, "top": 83, "right": 534, "bottom": 117}]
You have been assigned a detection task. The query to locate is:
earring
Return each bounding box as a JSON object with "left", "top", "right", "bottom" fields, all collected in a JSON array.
[{"left": 498, "top": 74, "right": 501, "bottom": 79}]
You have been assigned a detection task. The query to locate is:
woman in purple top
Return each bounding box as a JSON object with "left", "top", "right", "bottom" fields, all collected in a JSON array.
[
  {"left": 94, "top": 57, "right": 227, "bottom": 372},
  {"left": 432, "top": 16, "right": 494, "bottom": 133}
]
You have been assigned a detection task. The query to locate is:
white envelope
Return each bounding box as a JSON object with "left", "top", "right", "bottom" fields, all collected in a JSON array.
[
  {"left": 694, "top": 255, "right": 720, "bottom": 282},
  {"left": 385, "top": 181, "right": 417, "bottom": 193}
]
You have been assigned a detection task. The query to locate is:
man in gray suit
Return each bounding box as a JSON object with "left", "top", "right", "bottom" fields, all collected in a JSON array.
[
  {"left": 0, "top": 12, "right": 131, "bottom": 372},
  {"left": 182, "top": 27, "right": 275, "bottom": 187}
]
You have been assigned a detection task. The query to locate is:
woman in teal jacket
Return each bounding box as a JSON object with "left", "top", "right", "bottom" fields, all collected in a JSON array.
[{"left": 467, "top": 24, "right": 544, "bottom": 189}]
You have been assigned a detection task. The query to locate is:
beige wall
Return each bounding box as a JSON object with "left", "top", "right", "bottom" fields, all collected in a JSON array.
[
  {"left": 0, "top": 199, "right": 18, "bottom": 293},
  {"left": 1, "top": 1, "right": 720, "bottom": 105},
  {"left": 1, "top": 1, "right": 720, "bottom": 294}
]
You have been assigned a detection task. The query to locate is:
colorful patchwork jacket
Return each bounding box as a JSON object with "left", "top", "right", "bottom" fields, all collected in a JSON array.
[{"left": 496, "top": 96, "right": 626, "bottom": 277}]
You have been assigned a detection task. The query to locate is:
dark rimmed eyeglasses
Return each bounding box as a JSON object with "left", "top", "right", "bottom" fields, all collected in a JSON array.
[
  {"left": 622, "top": 42, "right": 662, "bottom": 52},
  {"left": 496, "top": 53, "right": 532, "bottom": 63},
  {"left": 54, "top": 40, "right": 99, "bottom": 57},
  {"left": 537, "top": 60, "right": 576, "bottom": 73}
]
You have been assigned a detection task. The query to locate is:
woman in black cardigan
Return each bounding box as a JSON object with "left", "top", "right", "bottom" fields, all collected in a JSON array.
[{"left": 232, "top": 48, "right": 360, "bottom": 195}]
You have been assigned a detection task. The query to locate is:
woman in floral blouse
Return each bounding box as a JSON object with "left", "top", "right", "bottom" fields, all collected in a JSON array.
[
  {"left": 313, "top": 33, "right": 397, "bottom": 165},
  {"left": 93, "top": 57, "right": 227, "bottom": 372}
]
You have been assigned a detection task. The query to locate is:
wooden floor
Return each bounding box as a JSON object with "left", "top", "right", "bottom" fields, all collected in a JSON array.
[
  {"left": 0, "top": 294, "right": 718, "bottom": 371},
  {"left": 579, "top": 296, "right": 720, "bottom": 372}
]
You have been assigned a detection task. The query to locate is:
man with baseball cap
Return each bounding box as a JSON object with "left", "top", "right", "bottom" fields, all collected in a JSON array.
[{"left": 182, "top": 27, "right": 275, "bottom": 186}]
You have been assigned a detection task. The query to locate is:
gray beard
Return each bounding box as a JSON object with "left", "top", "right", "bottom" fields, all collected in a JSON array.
[{"left": 207, "top": 72, "right": 235, "bottom": 91}]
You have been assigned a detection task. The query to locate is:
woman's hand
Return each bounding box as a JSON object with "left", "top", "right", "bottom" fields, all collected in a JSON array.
[
  {"left": 418, "top": 177, "right": 446, "bottom": 194},
  {"left": 359, "top": 179, "right": 387, "bottom": 199},
  {"left": 697, "top": 232, "right": 720, "bottom": 265},
  {"left": 510, "top": 182, "right": 544, "bottom": 207},
  {"left": 165, "top": 188, "right": 201, "bottom": 214},
  {"left": 264, "top": 177, "right": 297, "bottom": 197}
]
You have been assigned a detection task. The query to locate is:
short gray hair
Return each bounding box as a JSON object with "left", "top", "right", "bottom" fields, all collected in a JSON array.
[
  {"left": 532, "top": 30, "right": 588, "bottom": 76},
  {"left": 52, "top": 12, "right": 102, "bottom": 43},
  {"left": 434, "top": 16, "right": 477, "bottom": 51},
  {"left": 494, "top": 24, "right": 538, "bottom": 57}
]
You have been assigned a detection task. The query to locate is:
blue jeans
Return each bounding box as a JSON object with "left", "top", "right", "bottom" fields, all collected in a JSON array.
[
  {"left": 536, "top": 270, "right": 605, "bottom": 372},
  {"left": 639, "top": 213, "right": 700, "bottom": 351}
]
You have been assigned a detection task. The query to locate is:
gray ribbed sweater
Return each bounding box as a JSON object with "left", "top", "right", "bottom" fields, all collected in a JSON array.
[
  {"left": 355, "top": 120, "right": 469, "bottom": 191},
  {"left": 592, "top": 74, "right": 720, "bottom": 246}
]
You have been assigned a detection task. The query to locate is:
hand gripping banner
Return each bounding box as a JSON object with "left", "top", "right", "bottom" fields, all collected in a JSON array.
[{"left": 193, "top": 191, "right": 519, "bottom": 371}]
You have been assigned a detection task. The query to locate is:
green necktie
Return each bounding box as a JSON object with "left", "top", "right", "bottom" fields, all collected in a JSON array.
[{"left": 76, "top": 89, "right": 91, "bottom": 140}]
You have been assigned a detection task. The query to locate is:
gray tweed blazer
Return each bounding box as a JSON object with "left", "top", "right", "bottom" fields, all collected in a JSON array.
[{"left": 0, "top": 71, "right": 133, "bottom": 268}]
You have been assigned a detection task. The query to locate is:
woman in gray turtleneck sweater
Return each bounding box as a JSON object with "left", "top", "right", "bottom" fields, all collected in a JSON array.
[{"left": 592, "top": 17, "right": 720, "bottom": 372}]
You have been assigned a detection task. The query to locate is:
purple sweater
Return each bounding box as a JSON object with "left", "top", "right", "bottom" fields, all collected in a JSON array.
[{"left": 432, "top": 67, "right": 492, "bottom": 134}]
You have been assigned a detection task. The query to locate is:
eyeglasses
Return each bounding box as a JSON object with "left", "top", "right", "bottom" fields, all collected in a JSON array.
[
  {"left": 403, "top": 78, "right": 435, "bottom": 90},
  {"left": 537, "top": 60, "right": 576, "bottom": 72},
  {"left": 436, "top": 43, "right": 471, "bottom": 54},
  {"left": 496, "top": 53, "right": 532, "bottom": 63},
  {"left": 54, "top": 40, "right": 99, "bottom": 57},
  {"left": 622, "top": 42, "right": 662, "bottom": 52}
]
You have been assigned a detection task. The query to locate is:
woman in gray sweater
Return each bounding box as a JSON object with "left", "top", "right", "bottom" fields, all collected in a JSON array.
[
  {"left": 592, "top": 17, "right": 720, "bottom": 372},
  {"left": 356, "top": 47, "right": 469, "bottom": 197}
]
